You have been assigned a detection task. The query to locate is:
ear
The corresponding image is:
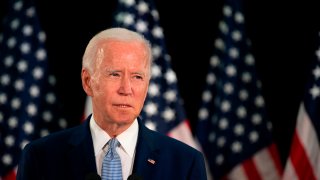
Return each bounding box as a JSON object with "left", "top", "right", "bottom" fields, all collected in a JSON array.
[{"left": 81, "top": 68, "right": 93, "bottom": 96}]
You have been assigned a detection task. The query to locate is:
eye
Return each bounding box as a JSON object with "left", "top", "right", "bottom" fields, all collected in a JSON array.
[
  {"left": 133, "top": 75, "right": 143, "bottom": 80},
  {"left": 110, "top": 72, "right": 120, "bottom": 77}
]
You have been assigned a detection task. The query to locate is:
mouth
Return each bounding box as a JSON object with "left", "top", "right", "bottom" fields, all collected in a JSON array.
[{"left": 114, "top": 104, "right": 132, "bottom": 108}]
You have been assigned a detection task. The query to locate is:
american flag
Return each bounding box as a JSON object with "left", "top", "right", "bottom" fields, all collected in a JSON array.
[
  {"left": 0, "top": 0, "right": 68, "bottom": 179},
  {"left": 112, "top": 0, "right": 199, "bottom": 148},
  {"left": 282, "top": 32, "right": 320, "bottom": 180},
  {"left": 196, "top": 0, "right": 283, "bottom": 179}
]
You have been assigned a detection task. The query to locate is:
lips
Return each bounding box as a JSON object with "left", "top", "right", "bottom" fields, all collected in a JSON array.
[{"left": 114, "top": 104, "right": 132, "bottom": 108}]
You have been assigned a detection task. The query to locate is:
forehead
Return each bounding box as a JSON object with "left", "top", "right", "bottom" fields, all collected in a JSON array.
[{"left": 96, "top": 39, "right": 149, "bottom": 68}]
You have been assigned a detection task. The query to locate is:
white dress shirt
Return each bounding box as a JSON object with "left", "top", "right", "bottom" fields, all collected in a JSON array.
[{"left": 89, "top": 116, "right": 138, "bottom": 179}]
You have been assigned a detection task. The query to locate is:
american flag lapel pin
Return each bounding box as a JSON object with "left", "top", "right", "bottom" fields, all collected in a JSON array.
[{"left": 147, "top": 158, "right": 156, "bottom": 165}]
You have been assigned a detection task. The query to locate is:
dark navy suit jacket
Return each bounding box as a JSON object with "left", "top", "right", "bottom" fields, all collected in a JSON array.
[{"left": 17, "top": 115, "right": 207, "bottom": 180}]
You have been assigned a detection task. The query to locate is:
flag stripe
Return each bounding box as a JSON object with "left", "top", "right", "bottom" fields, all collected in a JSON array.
[
  {"left": 167, "top": 120, "right": 201, "bottom": 150},
  {"left": 243, "top": 158, "right": 262, "bottom": 180},
  {"left": 284, "top": 104, "right": 318, "bottom": 180}
]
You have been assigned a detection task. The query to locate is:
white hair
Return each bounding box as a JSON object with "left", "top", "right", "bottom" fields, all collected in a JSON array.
[{"left": 82, "top": 27, "right": 152, "bottom": 77}]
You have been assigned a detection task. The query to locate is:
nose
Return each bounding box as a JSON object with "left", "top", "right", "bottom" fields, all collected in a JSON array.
[{"left": 118, "top": 76, "right": 132, "bottom": 95}]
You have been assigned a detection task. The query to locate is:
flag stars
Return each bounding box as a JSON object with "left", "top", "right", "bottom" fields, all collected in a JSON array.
[
  {"left": 206, "top": 73, "right": 217, "bottom": 85},
  {"left": 148, "top": 83, "right": 160, "bottom": 97},
  {"left": 216, "top": 154, "right": 224, "bottom": 165},
  {"left": 152, "top": 45, "right": 162, "bottom": 58},
  {"left": 0, "top": 93, "right": 7, "bottom": 104},
  {"left": 219, "top": 21, "right": 228, "bottom": 34},
  {"left": 26, "top": 7, "right": 35, "bottom": 17},
  {"left": 20, "top": 42, "right": 31, "bottom": 54},
  {"left": 241, "top": 72, "right": 252, "bottom": 83},
  {"left": 13, "top": 1, "right": 23, "bottom": 11},
  {"left": 316, "top": 48, "right": 320, "bottom": 59},
  {"left": 45, "top": 93, "right": 56, "bottom": 104},
  {"left": 152, "top": 26, "right": 163, "bottom": 39},
  {"left": 223, "top": 5, "right": 232, "bottom": 17},
  {"left": 165, "top": 70, "right": 177, "bottom": 84},
  {"left": 135, "top": 20, "right": 147, "bottom": 33},
  {"left": 237, "top": 106, "right": 247, "bottom": 118},
  {"left": 8, "top": 116, "right": 18, "bottom": 128},
  {"left": 234, "top": 12, "right": 244, "bottom": 24},
  {"left": 9, "top": 18, "right": 19, "bottom": 29},
  {"left": 136, "top": 1, "right": 148, "bottom": 14},
  {"left": 26, "top": 103, "right": 37, "bottom": 116},
  {"left": 231, "top": 141, "right": 242, "bottom": 153},
  {"left": 32, "top": 67, "right": 44, "bottom": 79},
  {"left": 15, "top": 79, "right": 25, "bottom": 91},
  {"left": 234, "top": 124, "right": 245, "bottom": 135},
  {"left": 209, "top": 132, "right": 216, "bottom": 142},
  {"left": 151, "top": 65, "right": 161, "bottom": 78},
  {"left": 202, "top": 90, "right": 212, "bottom": 102},
  {"left": 121, "top": 0, "right": 135, "bottom": 7},
  {"left": 36, "top": 48, "right": 47, "bottom": 61},
  {"left": 7, "top": 37, "right": 17, "bottom": 48},
  {"left": 2, "top": 154, "right": 12, "bottom": 166},
  {"left": 42, "top": 111, "right": 53, "bottom": 122},
  {"left": 224, "top": 82, "right": 234, "bottom": 94},
  {"left": 22, "top": 24, "right": 33, "bottom": 36},
  {"left": 249, "top": 131, "right": 259, "bottom": 143},
  {"left": 59, "top": 118, "right": 68, "bottom": 128},
  {"left": 255, "top": 96, "right": 265, "bottom": 107},
  {"left": 4, "top": 56, "right": 14, "bottom": 67},
  {"left": 5, "top": 135, "right": 15, "bottom": 147},
  {"left": 163, "top": 90, "right": 176, "bottom": 102},
  {"left": 29, "top": 85, "right": 40, "bottom": 97},
  {"left": 229, "top": 47, "right": 239, "bottom": 59},
  {"left": 1, "top": 74, "right": 10, "bottom": 86},
  {"left": 17, "top": 60, "right": 28, "bottom": 72},
  {"left": 245, "top": 54, "right": 255, "bottom": 65},
  {"left": 252, "top": 113, "right": 262, "bottom": 125},
  {"left": 162, "top": 108, "right": 175, "bottom": 122},
  {"left": 144, "top": 102, "right": 158, "bottom": 116},
  {"left": 38, "top": 31, "right": 46, "bottom": 42},
  {"left": 214, "top": 38, "right": 225, "bottom": 51},
  {"left": 210, "top": 56, "right": 220, "bottom": 67},
  {"left": 219, "top": 118, "right": 229, "bottom": 130},
  {"left": 226, "top": 65, "right": 237, "bottom": 77},
  {"left": 23, "top": 121, "right": 34, "bottom": 134},
  {"left": 198, "top": 108, "right": 209, "bottom": 120},
  {"left": 145, "top": 120, "right": 156, "bottom": 131},
  {"left": 232, "top": 30, "right": 242, "bottom": 42},
  {"left": 312, "top": 66, "right": 320, "bottom": 79},
  {"left": 309, "top": 85, "right": 320, "bottom": 99},
  {"left": 122, "top": 13, "right": 134, "bottom": 26},
  {"left": 217, "top": 136, "right": 226, "bottom": 147},
  {"left": 239, "top": 89, "right": 248, "bottom": 100},
  {"left": 11, "top": 97, "right": 21, "bottom": 109},
  {"left": 221, "top": 100, "right": 231, "bottom": 112}
]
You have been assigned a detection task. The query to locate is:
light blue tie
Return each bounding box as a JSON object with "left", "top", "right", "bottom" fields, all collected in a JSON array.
[{"left": 101, "top": 138, "right": 123, "bottom": 180}]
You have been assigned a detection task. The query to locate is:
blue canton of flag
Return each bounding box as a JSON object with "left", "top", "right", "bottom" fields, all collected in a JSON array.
[
  {"left": 196, "top": 0, "right": 282, "bottom": 179},
  {"left": 0, "top": 0, "right": 68, "bottom": 179},
  {"left": 113, "top": 0, "right": 190, "bottom": 137}
]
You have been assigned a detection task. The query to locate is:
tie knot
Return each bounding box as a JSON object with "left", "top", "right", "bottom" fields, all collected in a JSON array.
[{"left": 108, "top": 138, "right": 119, "bottom": 150}]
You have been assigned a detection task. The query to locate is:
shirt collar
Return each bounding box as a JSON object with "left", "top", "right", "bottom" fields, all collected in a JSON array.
[{"left": 90, "top": 115, "right": 138, "bottom": 158}]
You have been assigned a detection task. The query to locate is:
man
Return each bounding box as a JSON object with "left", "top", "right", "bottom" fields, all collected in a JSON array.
[{"left": 17, "top": 27, "right": 207, "bottom": 180}]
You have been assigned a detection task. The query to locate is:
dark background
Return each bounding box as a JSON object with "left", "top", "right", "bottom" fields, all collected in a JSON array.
[{"left": 1, "top": 0, "right": 320, "bottom": 166}]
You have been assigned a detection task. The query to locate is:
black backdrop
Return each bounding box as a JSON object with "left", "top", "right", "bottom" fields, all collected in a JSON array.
[{"left": 1, "top": 0, "right": 320, "bottom": 165}]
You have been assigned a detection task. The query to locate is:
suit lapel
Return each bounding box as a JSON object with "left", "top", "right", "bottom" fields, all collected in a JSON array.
[
  {"left": 132, "top": 119, "right": 159, "bottom": 179},
  {"left": 67, "top": 117, "right": 97, "bottom": 179}
]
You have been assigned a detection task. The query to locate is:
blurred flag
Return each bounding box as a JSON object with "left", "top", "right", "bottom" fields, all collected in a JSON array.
[
  {"left": 111, "top": 0, "right": 199, "bottom": 149},
  {"left": 0, "top": 0, "right": 68, "bottom": 179},
  {"left": 196, "top": 0, "right": 283, "bottom": 179},
  {"left": 282, "top": 32, "right": 320, "bottom": 180}
]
